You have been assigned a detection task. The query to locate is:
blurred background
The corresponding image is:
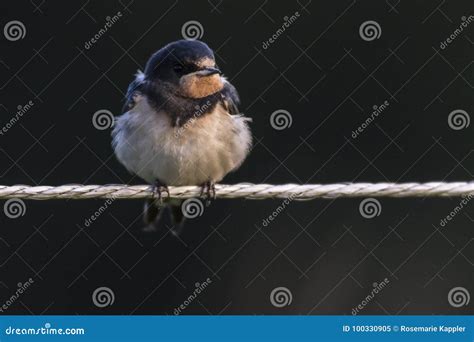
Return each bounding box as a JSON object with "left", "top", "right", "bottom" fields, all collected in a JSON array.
[{"left": 0, "top": 0, "right": 473, "bottom": 314}]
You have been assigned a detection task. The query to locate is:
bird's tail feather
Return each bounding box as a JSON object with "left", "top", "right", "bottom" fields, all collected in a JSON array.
[
  {"left": 143, "top": 198, "right": 185, "bottom": 233},
  {"left": 168, "top": 199, "right": 185, "bottom": 226},
  {"left": 143, "top": 198, "right": 161, "bottom": 225}
]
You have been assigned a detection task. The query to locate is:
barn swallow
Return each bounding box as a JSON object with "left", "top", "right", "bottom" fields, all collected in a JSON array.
[{"left": 112, "top": 40, "right": 252, "bottom": 230}]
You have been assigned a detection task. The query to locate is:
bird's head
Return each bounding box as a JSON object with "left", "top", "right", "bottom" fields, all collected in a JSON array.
[{"left": 144, "top": 40, "right": 224, "bottom": 99}]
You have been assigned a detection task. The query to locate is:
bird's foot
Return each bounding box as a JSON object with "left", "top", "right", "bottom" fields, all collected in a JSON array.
[
  {"left": 151, "top": 179, "right": 169, "bottom": 205},
  {"left": 200, "top": 181, "right": 216, "bottom": 207}
]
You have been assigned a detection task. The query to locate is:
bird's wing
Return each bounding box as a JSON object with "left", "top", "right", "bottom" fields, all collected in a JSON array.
[
  {"left": 220, "top": 80, "right": 241, "bottom": 115},
  {"left": 122, "top": 71, "right": 145, "bottom": 113}
]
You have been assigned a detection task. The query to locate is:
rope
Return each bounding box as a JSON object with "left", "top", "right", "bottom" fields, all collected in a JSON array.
[{"left": 0, "top": 182, "right": 474, "bottom": 200}]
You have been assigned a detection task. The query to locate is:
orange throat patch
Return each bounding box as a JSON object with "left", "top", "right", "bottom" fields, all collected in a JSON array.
[{"left": 179, "top": 74, "right": 224, "bottom": 98}]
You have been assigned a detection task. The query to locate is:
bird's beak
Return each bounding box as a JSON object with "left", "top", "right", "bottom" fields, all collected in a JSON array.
[{"left": 198, "top": 66, "right": 222, "bottom": 76}]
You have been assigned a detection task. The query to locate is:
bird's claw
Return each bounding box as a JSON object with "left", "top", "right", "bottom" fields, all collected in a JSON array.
[
  {"left": 151, "top": 180, "right": 169, "bottom": 205},
  {"left": 200, "top": 181, "right": 216, "bottom": 206}
]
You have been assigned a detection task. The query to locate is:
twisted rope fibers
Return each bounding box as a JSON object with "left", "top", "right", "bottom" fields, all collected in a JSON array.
[{"left": 1, "top": 182, "right": 474, "bottom": 200}]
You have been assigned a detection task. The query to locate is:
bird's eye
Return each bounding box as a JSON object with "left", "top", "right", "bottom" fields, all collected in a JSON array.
[{"left": 173, "top": 64, "right": 184, "bottom": 73}]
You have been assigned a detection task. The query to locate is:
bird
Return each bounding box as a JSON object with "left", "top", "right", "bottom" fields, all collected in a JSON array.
[{"left": 112, "top": 40, "right": 252, "bottom": 231}]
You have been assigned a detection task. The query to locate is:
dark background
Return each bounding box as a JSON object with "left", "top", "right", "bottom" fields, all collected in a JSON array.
[{"left": 0, "top": 0, "right": 473, "bottom": 315}]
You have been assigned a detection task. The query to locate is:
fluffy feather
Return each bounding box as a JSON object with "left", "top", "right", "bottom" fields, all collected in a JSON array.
[{"left": 112, "top": 93, "right": 252, "bottom": 186}]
